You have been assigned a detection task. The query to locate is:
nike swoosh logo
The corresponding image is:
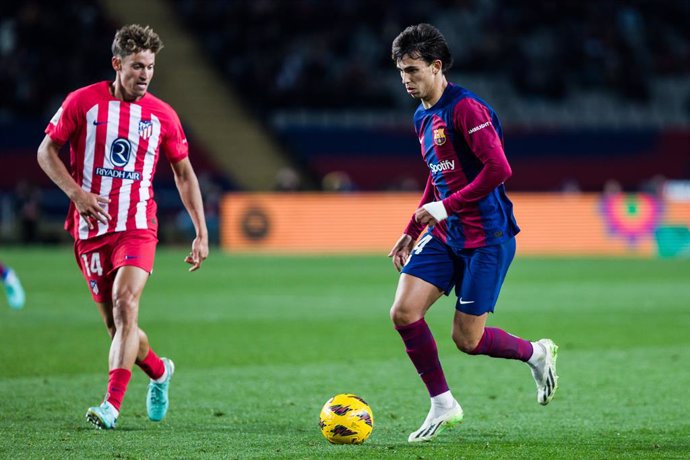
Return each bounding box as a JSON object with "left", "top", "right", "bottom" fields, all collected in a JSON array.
[
  {"left": 93, "top": 120, "right": 108, "bottom": 126},
  {"left": 125, "top": 255, "right": 139, "bottom": 260},
  {"left": 459, "top": 298, "right": 475, "bottom": 304}
]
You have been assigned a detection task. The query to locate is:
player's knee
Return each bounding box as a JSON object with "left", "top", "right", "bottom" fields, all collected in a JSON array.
[
  {"left": 389, "top": 303, "right": 421, "bottom": 327},
  {"left": 112, "top": 291, "right": 139, "bottom": 328},
  {"left": 452, "top": 331, "right": 480, "bottom": 354}
]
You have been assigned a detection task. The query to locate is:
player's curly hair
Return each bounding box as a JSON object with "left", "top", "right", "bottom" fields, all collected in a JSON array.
[
  {"left": 111, "top": 24, "right": 163, "bottom": 57},
  {"left": 391, "top": 23, "right": 453, "bottom": 72}
]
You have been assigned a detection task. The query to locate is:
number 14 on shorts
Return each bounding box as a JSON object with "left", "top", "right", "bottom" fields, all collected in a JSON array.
[{"left": 81, "top": 252, "right": 104, "bottom": 277}]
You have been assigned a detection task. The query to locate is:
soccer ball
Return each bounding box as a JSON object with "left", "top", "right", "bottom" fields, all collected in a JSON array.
[{"left": 319, "top": 393, "right": 374, "bottom": 444}]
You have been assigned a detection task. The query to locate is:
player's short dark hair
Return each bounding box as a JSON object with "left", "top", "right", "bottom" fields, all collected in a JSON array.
[
  {"left": 391, "top": 23, "right": 453, "bottom": 72},
  {"left": 111, "top": 24, "right": 163, "bottom": 58}
]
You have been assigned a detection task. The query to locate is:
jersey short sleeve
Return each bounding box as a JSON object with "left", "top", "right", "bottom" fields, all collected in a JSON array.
[
  {"left": 160, "top": 107, "right": 189, "bottom": 163},
  {"left": 45, "top": 91, "right": 80, "bottom": 145}
]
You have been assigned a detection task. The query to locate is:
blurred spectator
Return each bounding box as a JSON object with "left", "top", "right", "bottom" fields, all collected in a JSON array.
[
  {"left": 274, "top": 167, "right": 302, "bottom": 192},
  {"left": 322, "top": 171, "right": 356, "bottom": 192},
  {"left": 560, "top": 178, "right": 582, "bottom": 195},
  {"left": 14, "top": 180, "right": 41, "bottom": 243},
  {"left": 639, "top": 174, "right": 667, "bottom": 196},
  {"left": 603, "top": 178, "right": 623, "bottom": 196},
  {"left": 394, "top": 175, "right": 421, "bottom": 192}
]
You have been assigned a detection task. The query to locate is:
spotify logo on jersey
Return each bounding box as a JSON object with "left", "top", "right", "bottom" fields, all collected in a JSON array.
[{"left": 110, "top": 138, "right": 132, "bottom": 167}]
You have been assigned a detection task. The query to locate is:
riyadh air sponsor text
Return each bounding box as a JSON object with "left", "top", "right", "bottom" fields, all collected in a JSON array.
[{"left": 95, "top": 167, "right": 142, "bottom": 181}]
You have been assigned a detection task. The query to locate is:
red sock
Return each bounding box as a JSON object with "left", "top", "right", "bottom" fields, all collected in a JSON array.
[
  {"left": 469, "top": 327, "right": 533, "bottom": 361},
  {"left": 396, "top": 318, "right": 449, "bottom": 397},
  {"left": 136, "top": 348, "right": 165, "bottom": 380},
  {"left": 106, "top": 368, "right": 131, "bottom": 411}
]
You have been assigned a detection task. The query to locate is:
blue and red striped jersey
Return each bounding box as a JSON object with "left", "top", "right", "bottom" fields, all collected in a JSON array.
[{"left": 404, "top": 82, "right": 520, "bottom": 249}]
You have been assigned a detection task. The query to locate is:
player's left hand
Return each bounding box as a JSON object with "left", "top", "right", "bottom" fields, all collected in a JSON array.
[
  {"left": 414, "top": 207, "right": 438, "bottom": 227},
  {"left": 185, "top": 235, "right": 209, "bottom": 272}
]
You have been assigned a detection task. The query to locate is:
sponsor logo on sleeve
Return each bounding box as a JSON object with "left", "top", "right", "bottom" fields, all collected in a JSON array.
[
  {"left": 467, "top": 121, "right": 492, "bottom": 135},
  {"left": 50, "top": 107, "right": 63, "bottom": 126}
]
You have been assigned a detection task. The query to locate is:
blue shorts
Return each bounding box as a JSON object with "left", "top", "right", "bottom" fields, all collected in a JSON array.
[{"left": 401, "top": 233, "right": 516, "bottom": 315}]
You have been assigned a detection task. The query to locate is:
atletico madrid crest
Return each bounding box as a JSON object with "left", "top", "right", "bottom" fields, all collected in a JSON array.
[
  {"left": 433, "top": 128, "right": 446, "bottom": 146},
  {"left": 138, "top": 120, "right": 153, "bottom": 140}
]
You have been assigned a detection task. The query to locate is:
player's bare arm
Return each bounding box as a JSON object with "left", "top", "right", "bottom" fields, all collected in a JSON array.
[
  {"left": 170, "top": 157, "right": 208, "bottom": 271},
  {"left": 388, "top": 234, "right": 414, "bottom": 272},
  {"left": 37, "top": 134, "right": 111, "bottom": 229}
]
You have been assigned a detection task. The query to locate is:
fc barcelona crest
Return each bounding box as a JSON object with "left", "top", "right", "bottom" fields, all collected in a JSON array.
[
  {"left": 138, "top": 120, "right": 153, "bottom": 140},
  {"left": 433, "top": 128, "right": 446, "bottom": 146}
]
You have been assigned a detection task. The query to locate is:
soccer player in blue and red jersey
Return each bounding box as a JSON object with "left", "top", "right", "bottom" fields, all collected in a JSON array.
[
  {"left": 388, "top": 24, "right": 559, "bottom": 443},
  {"left": 37, "top": 25, "right": 208, "bottom": 429}
]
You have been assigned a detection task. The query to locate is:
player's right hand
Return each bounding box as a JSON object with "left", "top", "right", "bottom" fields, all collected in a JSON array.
[
  {"left": 388, "top": 234, "right": 414, "bottom": 272},
  {"left": 185, "top": 235, "right": 209, "bottom": 272},
  {"left": 73, "top": 190, "right": 111, "bottom": 229}
]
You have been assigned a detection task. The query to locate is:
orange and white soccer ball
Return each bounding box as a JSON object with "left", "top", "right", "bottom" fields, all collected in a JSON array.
[{"left": 319, "top": 393, "right": 374, "bottom": 444}]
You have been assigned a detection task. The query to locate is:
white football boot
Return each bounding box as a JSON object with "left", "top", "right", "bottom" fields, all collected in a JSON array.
[
  {"left": 529, "top": 338, "right": 559, "bottom": 405},
  {"left": 408, "top": 399, "right": 464, "bottom": 443}
]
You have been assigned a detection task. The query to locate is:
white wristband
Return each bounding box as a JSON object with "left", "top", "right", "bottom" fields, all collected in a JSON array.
[{"left": 422, "top": 201, "right": 448, "bottom": 222}]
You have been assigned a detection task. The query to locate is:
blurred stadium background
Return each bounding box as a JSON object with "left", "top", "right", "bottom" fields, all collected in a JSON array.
[
  {"left": 1, "top": 0, "right": 689, "bottom": 256},
  {"left": 2, "top": 2, "right": 690, "bottom": 457}
]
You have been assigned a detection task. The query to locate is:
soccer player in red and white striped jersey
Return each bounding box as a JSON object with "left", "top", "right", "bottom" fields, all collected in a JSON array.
[{"left": 37, "top": 24, "right": 208, "bottom": 429}]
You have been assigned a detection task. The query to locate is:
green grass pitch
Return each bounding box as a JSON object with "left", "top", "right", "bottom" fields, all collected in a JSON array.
[{"left": 1, "top": 247, "right": 689, "bottom": 459}]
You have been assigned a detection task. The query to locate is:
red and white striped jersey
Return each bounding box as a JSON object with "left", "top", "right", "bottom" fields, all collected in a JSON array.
[{"left": 45, "top": 81, "right": 189, "bottom": 240}]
